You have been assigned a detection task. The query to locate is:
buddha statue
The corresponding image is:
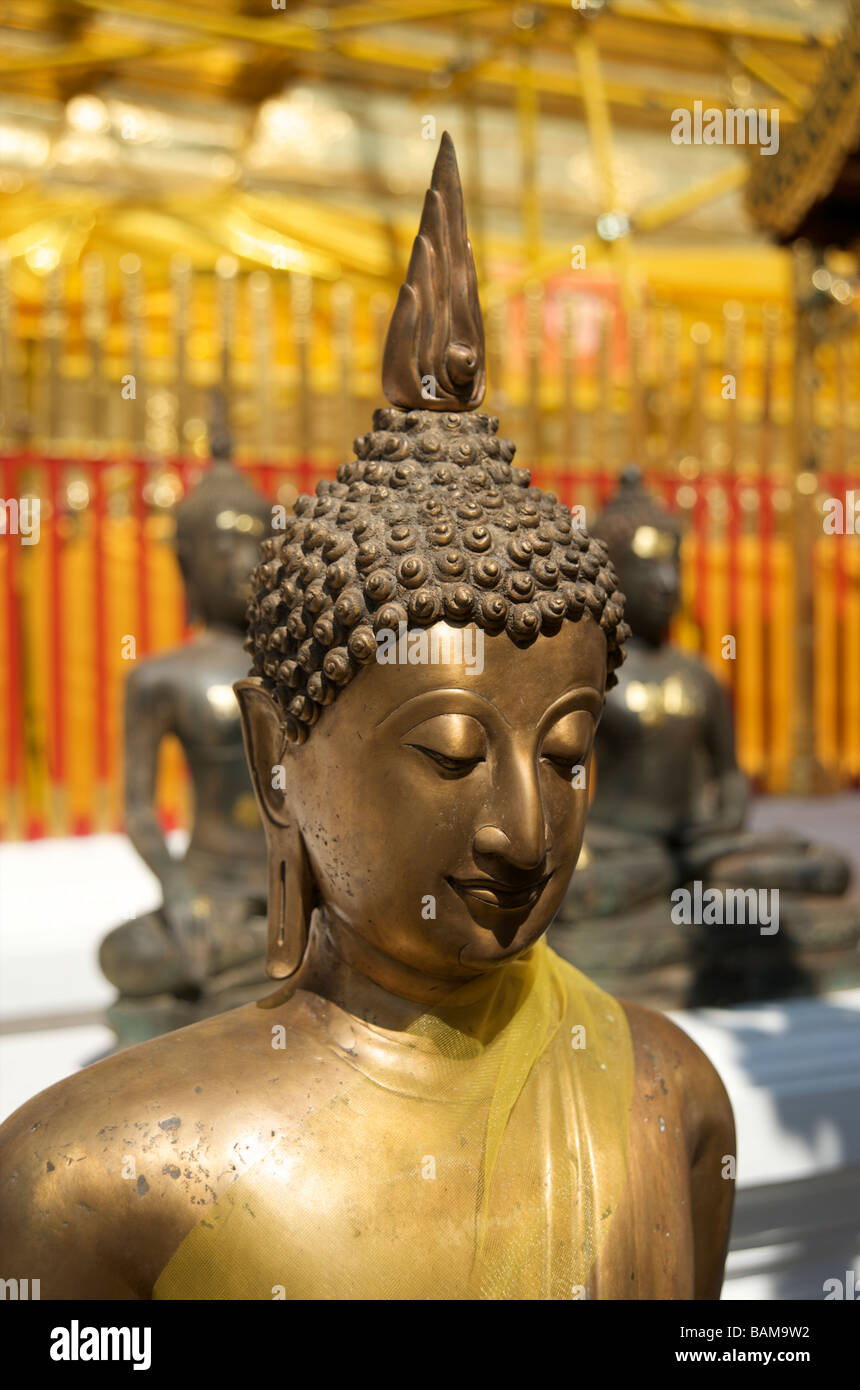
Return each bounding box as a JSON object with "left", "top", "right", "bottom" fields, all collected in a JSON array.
[
  {"left": 98, "top": 393, "right": 273, "bottom": 1046},
  {"left": 0, "top": 136, "right": 734, "bottom": 1300},
  {"left": 551, "top": 468, "right": 858, "bottom": 1007}
]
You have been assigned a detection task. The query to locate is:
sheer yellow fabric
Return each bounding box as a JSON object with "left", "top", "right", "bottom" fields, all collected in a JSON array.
[{"left": 153, "top": 940, "right": 634, "bottom": 1300}]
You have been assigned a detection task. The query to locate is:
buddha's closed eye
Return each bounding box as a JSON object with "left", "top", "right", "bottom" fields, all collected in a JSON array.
[
  {"left": 403, "top": 713, "right": 486, "bottom": 778},
  {"left": 409, "top": 745, "right": 483, "bottom": 778},
  {"left": 540, "top": 710, "right": 595, "bottom": 779},
  {"left": 541, "top": 753, "right": 582, "bottom": 777}
]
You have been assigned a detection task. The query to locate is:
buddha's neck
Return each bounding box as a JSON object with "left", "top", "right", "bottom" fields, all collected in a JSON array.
[{"left": 293, "top": 910, "right": 504, "bottom": 1032}]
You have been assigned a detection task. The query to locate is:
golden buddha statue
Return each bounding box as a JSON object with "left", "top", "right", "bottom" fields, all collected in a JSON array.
[
  {"left": 0, "top": 136, "right": 734, "bottom": 1300},
  {"left": 552, "top": 469, "right": 858, "bottom": 1008},
  {"left": 98, "top": 393, "right": 273, "bottom": 1046}
]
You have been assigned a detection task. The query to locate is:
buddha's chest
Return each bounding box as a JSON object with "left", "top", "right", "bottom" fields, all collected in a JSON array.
[
  {"left": 156, "top": 1061, "right": 696, "bottom": 1300},
  {"left": 607, "top": 666, "right": 707, "bottom": 742},
  {"left": 172, "top": 680, "right": 246, "bottom": 754}
]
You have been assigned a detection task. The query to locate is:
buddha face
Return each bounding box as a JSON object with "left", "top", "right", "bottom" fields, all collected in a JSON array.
[
  {"left": 267, "top": 616, "right": 606, "bottom": 983},
  {"left": 179, "top": 528, "right": 263, "bottom": 629},
  {"left": 614, "top": 527, "right": 681, "bottom": 645}
]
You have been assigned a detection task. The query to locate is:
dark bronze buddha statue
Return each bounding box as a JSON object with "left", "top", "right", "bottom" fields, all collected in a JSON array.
[
  {"left": 98, "top": 395, "right": 273, "bottom": 1045},
  {"left": 0, "top": 137, "right": 734, "bottom": 1299},
  {"left": 551, "top": 468, "right": 858, "bottom": 1007}
]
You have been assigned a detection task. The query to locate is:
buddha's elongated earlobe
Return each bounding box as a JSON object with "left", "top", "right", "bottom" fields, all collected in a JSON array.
[
  {"left": 265, "top": 832, "right": 314, "bottom": 979},
  {"left": 234, "top": 676, "right": 316, "bottom": 978}
]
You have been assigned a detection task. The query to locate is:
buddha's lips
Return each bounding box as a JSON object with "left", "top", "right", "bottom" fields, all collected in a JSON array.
[{"left": 448, "top": 874, "right": 551, "bottom": 912}]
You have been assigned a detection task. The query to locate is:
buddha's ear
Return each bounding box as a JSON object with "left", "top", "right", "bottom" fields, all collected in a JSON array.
[
  {"left": 234, "top": 675, "right": 315, "bottom": 980},
  {"left": 234, "top": 676, "right": 293, "bottom": 827}
]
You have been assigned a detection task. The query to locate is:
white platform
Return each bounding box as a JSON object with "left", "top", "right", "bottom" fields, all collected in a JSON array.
[
  {"left": 0, "top": 833, "right": 184, "bottom": 1117},
  {"left": 668, "top": 994, "right": 860, "bottom": 1299},
  {"left": 1, "top": 834, "right": 859, "bottom": 1300}
]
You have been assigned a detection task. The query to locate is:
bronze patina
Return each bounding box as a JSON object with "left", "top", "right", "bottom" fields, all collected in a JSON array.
[
  {"left": 98, "top": 394, "right": 272, "bottom": 1046},
  {"left": 552, "top": 468, "right": 858, "bottom": 1007},
  {"left": 0, "top": 136, "right": 734, "bottom": 1300}
]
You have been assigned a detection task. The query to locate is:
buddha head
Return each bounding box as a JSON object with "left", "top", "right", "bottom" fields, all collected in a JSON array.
[
  {"left": 235, "top": 135, "right": 629, "bottom": 999},
  {"left": 592, "top": 468, "right": 682, "bottom": 646},
  {"left": 174, "top": 391, "right": 272, "bottom": 630}
]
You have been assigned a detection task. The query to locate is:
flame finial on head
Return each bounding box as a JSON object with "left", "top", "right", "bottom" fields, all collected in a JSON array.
[
  {"left": 175, "top": 386, "right": 271, "bottom": 547},
  {"left": 382, "top": 131, "right": 485, "bottom": 412}
]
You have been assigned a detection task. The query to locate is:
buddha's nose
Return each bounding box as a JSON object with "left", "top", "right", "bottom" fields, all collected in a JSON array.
[{"left": 473, "top": 785, "right": 548, "bottom": 874}]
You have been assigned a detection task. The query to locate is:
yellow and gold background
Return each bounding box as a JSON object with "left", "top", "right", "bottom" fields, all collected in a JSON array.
[{"left": 1, "top": 0, "right": 859, "bottom": 837}]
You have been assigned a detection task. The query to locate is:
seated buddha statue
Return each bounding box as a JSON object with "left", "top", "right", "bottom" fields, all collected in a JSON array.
[
  {"left": 551, "top": 469, "right": 857, "bottom": 1007},
  {"left": 0, "top": 136, "right": 734, "bottom": 1300},
  {"left": 97, "top": 393, "right": 272, "bottom": 1046}
]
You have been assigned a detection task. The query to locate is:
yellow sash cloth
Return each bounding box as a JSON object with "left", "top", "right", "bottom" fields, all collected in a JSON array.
[{"left": 154, "top": 940, "right": 634, "bottom": 1300}]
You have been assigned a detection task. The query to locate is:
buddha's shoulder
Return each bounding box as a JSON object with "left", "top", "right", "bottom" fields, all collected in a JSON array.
[
  {"left": 619, "top": 999, "right": 735, "bottom": 1154},
  {"left": 0, "top": 993, "right": 330, "bottom": 1294},
  {"left": 0, "top": 992, "right": 327, "bottom": 1156},
  {"left": 125, "top": 645, "right": 188, "bottom": 691}
]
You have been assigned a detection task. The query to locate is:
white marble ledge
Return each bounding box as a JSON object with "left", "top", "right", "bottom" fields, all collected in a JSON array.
[{"left": 0, "top": 832, "right": 187, "bottom": 1021}]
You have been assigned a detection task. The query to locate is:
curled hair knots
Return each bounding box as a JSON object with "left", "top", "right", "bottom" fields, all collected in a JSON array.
[
  {"left": 505, "top": 568, "right": 536, "bottom": 602},
  {"left": 435, "top": 548, "right": 467, "bottom": 579},
  {"left": 478, "top": 592, "right": 508, "bottom": 631},
  {"left": 322, "top": 647, "right": 353, "bottom": 686},
  {"left": 408, "top": 586, "right": 443, "bottom": 625},
  {"left": 533, "top": 558, "right": 559, "bottom": 588},
  {"left": 474, "top": 555, "right": 502, "bottom": 588},
  {"left": 304, "top": 582, "right": 329, "bottom": 615},
  {"left": 334, "top": 588, "right": 364, "bottom": 627},
  {"left": 276, "top": 659, "right": 300, "bottom": 689},
  {"left": 322, "top": 533, "right": 350, "bottom": 563},
  {"left": 464, "top": 524, "right": 491, "bottom": 553},
  {"left": 579, "top": 550, "right": 602, "bottom": 583},
  {"left": 364, "top": 568, "right": 398, "bottom": 603},
  {"left": 397, "top": 555, "right": 428, "bottom": 588},
  {"left": 246, "top": 408, "right": 630, "bottom": 737},
  {"left": 355, "top": 539, "right": 385, "bottom": 574},
  {"left": 387, "top": 522, "right": 416, "bottom": 554},
  {"left": 306, "top": 671, "right": 336, "bottom": 706},
  {"left": 348, "top": 625, "right": 377, "bottom": 665},
  {"left": 288, "top": 694, "right": 320, "bottom": 728},
  {"left": 259, "top": 592, "right": 282, "bottom": 624},
  {"left": 374, "top": 601, "right": 408, "bottom": 632},
  {"left": 537, "top": 592, "right": 567, "bottom": 630},
  {"left": 325, "top": 561, "right": 351, "bottom": 592},
  {"left": 443, "top": 585, "right": 474, "bottom": 622},
  {"left": 507, "top": 603, "right": 541, "bottom": 642},
  {"left": 312, "top": 612, "right": 337, "bottom": 647}
]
